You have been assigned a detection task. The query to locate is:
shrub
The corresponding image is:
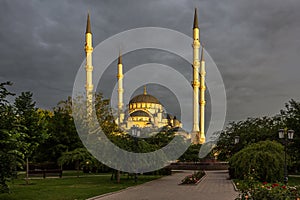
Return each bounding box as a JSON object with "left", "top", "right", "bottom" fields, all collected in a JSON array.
[
  {"left": 235, "top": 181, "right": 300, "bottom": 200},
  {"left": 229, "top": 140, "right": 284, "bottom": 182}
]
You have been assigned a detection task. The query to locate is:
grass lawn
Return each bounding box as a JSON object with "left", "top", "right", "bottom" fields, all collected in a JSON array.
[
  {"left": 0, "top": 173, "right": 161, "bottom": 200},
  {"left": 289, "top": 176, "right": 300, "bottom": 186}
]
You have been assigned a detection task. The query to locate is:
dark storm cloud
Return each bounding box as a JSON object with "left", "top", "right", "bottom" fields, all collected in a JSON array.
[{"left": 0, "top": 0, "right": 299, "bottom": 124}]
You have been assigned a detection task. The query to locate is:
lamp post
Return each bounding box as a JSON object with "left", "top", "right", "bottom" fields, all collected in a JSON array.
[
  {"left": 131, "top": 125, "right": 140, "bottom": 183},
  {"left": 234, "top": 136, "right": 240, "bottom": 145},
  {"left": 278, "top": 128, "right": 294, "bottom": 185}
]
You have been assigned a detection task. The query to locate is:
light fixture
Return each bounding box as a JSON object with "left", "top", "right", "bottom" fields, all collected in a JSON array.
[
  {"left": 234, "top": 136, "right": 240, "bottom": 144},
  {"left": 278, "top": 129, "right": 285, "bottom": 139}
]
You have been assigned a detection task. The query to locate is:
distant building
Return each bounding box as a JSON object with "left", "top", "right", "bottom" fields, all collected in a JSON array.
[{"left": 84, "top": 9, "right": 206, "bottom": 143}]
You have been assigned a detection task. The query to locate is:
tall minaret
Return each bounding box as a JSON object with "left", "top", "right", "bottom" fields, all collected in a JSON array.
[
  {"left": 192, "top": 8, "right": 200, "bottom": 142},
  {"left": 199, "top": 46, "right": 206, "bottom": 144},
  {"left": 85, "top": 13, "right": 94, "bottom": 114},
  {"left": 117, "top": 51, "right": 124, "bottom": 124}
]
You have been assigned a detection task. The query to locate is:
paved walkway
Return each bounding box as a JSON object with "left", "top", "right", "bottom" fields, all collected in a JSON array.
[{"left": 89, "top": 170, "right": 239, "bottom": 200}]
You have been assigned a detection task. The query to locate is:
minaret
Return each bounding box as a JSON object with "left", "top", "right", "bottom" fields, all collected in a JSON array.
[
  {"left": 85, "top": 13, "right": 94, "bottom": 115},
  {"left": 192, "top": 8, "right": 200, "bottom": 142},
  {"left": 117, "top": 51, "right": 124, "bottom": 124},
  {"left": 199, "top": 45, "right": 206, "bottom": 144}
]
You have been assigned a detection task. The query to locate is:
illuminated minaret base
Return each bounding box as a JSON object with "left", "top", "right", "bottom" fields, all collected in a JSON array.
[
  {"left": 192, "top": 8, "right": 201, "bottom": 144},
  {"left": 85, "top": 13, "right": 94, "bottom": 116},
  {"left": 199, "top": 46, "right": 206, "bottom": 144},
  {"left": 117, "top": 52, "right": 124, "bottom": 124}
]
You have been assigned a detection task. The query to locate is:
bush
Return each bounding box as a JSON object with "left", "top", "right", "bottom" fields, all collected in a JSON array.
[
  {"left": 235, "top": 181, "right": 300, "bottom": 200},
  {"left": 229, "top": 140, "right": 284, "bottom": 182}
]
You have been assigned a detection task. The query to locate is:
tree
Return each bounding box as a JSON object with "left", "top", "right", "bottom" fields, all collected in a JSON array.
[
  {"left": 216, "top": 116, "right": 283, "bottom": 161},
  {"left": 280, "top": 99, "right": 300, "bottom": 172},
  {"left": 14, "top": 91, "right": 48, "bottom": 184},
  {"left": 229, "top": 140, "right": 284, "bottom": 182},
  {"left": 178, "top": 144, "right": 202, "bottom": 162},
  {"left": 58, "top": 148, "right": 95, "bottom": 177},
  {"left": 0, "top": 82, "right": 23, "bottom": 193},
  {"left": 36, "top": 97, "right": 83, "bottom": 164}
]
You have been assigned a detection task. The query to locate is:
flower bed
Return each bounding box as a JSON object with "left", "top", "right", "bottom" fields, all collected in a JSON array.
[
  {"left": 235, "top": 180, "right": 300, "bottom": 200},
  {"left": 180, "top": 171, "right": 206, "bottom": 185}
]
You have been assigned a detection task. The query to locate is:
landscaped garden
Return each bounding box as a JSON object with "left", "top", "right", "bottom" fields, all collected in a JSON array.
[
  {"left": 226, "top": 140, "right": 300, "bottom": 199},
  {"left": 234, "top": 177, "right": 300, "bottom": 200},
  {"left": 213, "top": 100, "right": 300, "bottom": 199},
  {"left": 0, "top": 172, "right": 161, "bottom": 200}
]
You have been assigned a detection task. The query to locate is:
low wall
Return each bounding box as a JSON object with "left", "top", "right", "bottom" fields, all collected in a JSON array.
[{"left": 168, "top": 162, "right": 229, "bottom": 170}]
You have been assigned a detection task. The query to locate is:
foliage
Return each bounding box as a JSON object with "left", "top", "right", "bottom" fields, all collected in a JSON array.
[
  {"left": 216, "top": 117, "right": 283, "bottom": 161},
  {"left": 180, "top": 171, "right": 205, "bottom": 184},
  {"left": 14, "top": 92, "right": 49, "bottom": 160},
  {"left": 0, "top": 82, "right": 23, "bottom": 193},
  {"left": 57, "top": 147, "right": 105, "bottom": 176},
  {"left": 36, "top": 97, "right": 83, "bottom": 163},
  {"left": 178, "top": 144, "right": 202, "bottom": 162},
  {"left": 229, "top": 140, "right": 284, "bottom": 182},
  {"left": 235, "top": 180, "right": 300, "bottom": 200},
  {"left": 216, "top": 100, "right": 300, "bottom": 173},
  {"left": 280, "top": 99, "right": 300, "bottom": 172}
]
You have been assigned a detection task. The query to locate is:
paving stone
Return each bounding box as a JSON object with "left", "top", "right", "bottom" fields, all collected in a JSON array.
[{"left": 89, "top": 170, "right": 240, "bottom": 200}]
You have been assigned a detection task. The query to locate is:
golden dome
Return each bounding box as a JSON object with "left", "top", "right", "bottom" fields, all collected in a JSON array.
[{"left": 129, "top": 94, "right": 160, "bottom": 104}]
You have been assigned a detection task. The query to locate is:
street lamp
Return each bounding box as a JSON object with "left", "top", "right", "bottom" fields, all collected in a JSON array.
[
  {"left": 278, "top": 128, "right": 294, "bottom": 184},
  {"left": 131, "top": 126, "right": 140, "bottom": 183},
  {"left": 234, "top": 136, "right": 240, "bottom": 144}
]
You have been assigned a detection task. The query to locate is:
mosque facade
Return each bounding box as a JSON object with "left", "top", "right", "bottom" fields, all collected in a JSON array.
[{"left": 84, "top": 9, "right": 206, "bottom": 144}]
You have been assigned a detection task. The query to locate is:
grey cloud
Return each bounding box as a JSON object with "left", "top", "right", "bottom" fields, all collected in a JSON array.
[{"left": 0, "top": 0, "right": 299, "bottom": 124}]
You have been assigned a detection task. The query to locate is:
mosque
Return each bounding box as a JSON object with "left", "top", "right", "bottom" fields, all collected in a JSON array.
[
  {"left": 84, "top": 9, "right": 206, "bottom": 144},
  {"left": 115, "top": 52, "right": 182, "bottom": 130}
]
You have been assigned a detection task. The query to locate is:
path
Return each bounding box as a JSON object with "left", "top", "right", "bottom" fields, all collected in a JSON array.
[{"left": 88, "top": 170, "right": 239, "bottom": 200}]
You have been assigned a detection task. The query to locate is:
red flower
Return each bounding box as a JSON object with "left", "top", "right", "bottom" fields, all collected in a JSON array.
[
  {"left": 262, "top": 182, "right": 268, "bottom": 185},
  {"left": 282, "top": 185, "right": 287, "bottom": 189},
  {"left": 272, "top": 183, "right": 279, "bottom": 188}
]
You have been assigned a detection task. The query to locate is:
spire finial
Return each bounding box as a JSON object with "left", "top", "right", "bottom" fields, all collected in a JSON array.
[
  {"left": 193, "top": 8, "right": 199, "bottom": 29},
  {"left": 143, "top": 85, "right": 147, "bottom": 95},
  {"left": 118, "top": 49, "right": 122, "bottom": 64},
  {"left": 86, "top": 13, "right": 91, "bottom": 34},
  {"left": 201, "top": 43, "right": 204, "bottom": 61}
]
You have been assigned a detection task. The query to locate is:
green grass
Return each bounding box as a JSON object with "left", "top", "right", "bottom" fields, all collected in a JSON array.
[
  {"left": 0, "top": 173, "right": 161, "bottom": 200},
  {"left": 289, "top": 176, "right": 300, "bottom": 186},
  {"left": 16, "top": 170, "right": 109, "bottom": 179}
]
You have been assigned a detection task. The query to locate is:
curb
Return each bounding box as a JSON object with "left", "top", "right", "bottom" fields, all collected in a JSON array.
[
  {"left": 87, "top": 186, "right": 135, "bottom": 200},
  {"left": 86, "top": 175, "right": 165, "bottom": 200},
  {"left": 231, "top": 179, "right": 240, "bottom": 192}
]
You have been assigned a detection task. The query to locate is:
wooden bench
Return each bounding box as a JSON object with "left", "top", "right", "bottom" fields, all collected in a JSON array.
[{"left": 28, "top": 169, "right": 62, "bottom": 178}]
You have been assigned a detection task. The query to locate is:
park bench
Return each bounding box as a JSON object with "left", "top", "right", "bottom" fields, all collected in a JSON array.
[{"left": 28, "top": 169, "right": 62, "bottom": 178}]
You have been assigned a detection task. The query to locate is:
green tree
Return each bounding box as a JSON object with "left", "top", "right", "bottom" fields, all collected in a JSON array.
[
  {"left": 58, "top": 148, "right": 95, "bottom": 177},
  {"left": 0, "top": 82, "right": 23, "bottom": 193},
  {"left": 36, "top": 97, "right": 83, "bottom": 164},
  {"left": 14, "top": 91, "right": 48, "bottom": 184},
  {"left": 216, "top": 117, "right": 282, "bottom": 161},
  {"left": 229, "top": 140, "right": 284, "bottom": 182},
  {"left": 178, "top": 144, "right": 202, "bottom": 162},
  {"left": 280, "top": 99, "right": 300, "bottom": 171}
]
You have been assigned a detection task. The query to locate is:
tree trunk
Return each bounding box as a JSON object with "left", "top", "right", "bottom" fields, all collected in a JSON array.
[
  {"left": 76, "top": 160, "right": 80, "bottom": 178},
  {"left": 117, "top": 170, "right": 120, "bottom": 183},
  {"left": 26, "top": 157, "right": 29, "bottom": 185}
]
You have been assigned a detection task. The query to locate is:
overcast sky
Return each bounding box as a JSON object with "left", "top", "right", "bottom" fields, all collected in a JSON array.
[{"left": 1, "top": 0, "right": 300, "bottom": 124}]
